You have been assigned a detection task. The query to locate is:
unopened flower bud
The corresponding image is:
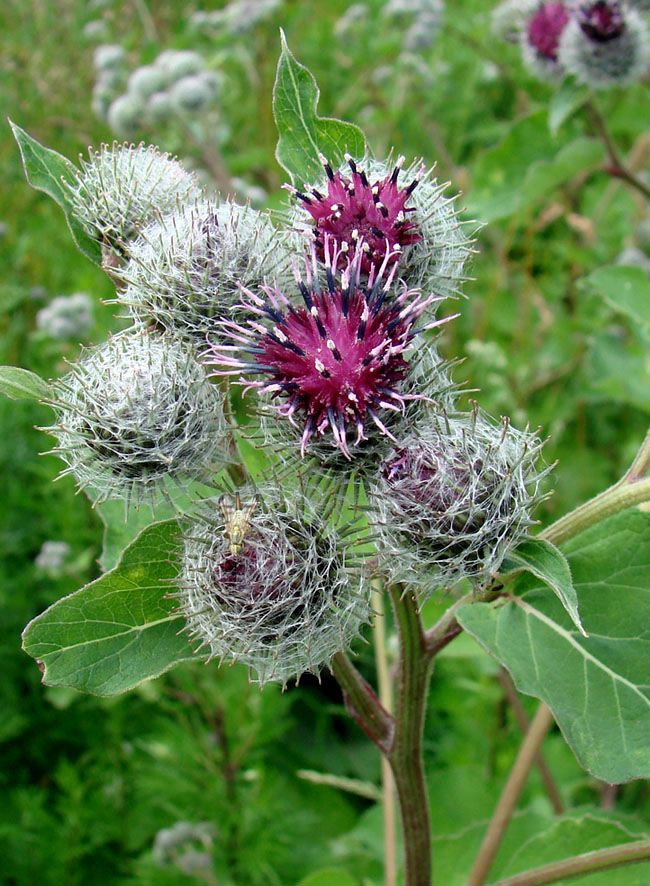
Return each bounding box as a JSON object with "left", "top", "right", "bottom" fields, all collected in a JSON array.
[
  {"left": 45, "top": 332, "right": 228, "bottom": 504},
  {"left": 170, "top": 74, "right": 214, "bottom": 112},
  {"left": 128, "top": 64, "right": 169, "bottom": 100},
  {"left": 36, "top": 292, "right": 94, "bottom": 340},
  {"left": 93, "top": 43, "right": 127, "bottom": 71},
  {"left": 66, "top": 142, "right": 200, "bottom": 249},
  {"left": 119, "top": 198, "right": 292, "bottom": 339}
]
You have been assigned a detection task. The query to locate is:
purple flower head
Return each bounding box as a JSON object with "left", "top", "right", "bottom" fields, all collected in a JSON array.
[
  {"left": 286, "top": 153, "right": 423, "bottom": 276},
  {"left": 527, "top": 2, "right": 570, "bottom": 59},
  {"left": 205, "top": 240, "right": 449, "bottom": 460},
  {"left": 578, "top": 1, "right": 625, "bottom": 42}
]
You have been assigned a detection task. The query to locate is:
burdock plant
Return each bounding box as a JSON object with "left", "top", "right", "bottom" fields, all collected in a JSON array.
[{"left": 5, "top": 33, "right": 650, "bottom": 886}]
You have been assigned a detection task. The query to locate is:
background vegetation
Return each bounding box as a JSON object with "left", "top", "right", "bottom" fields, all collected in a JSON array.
[{"left": 2, "top": 0, "right": 649, "bottom": 883}]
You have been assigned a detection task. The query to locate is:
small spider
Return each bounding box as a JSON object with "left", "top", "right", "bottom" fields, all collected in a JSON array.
[{"left": 219, "top": 492, "right": 258, "bottom": 556}]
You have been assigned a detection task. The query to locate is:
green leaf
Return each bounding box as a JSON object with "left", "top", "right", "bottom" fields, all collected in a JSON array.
[
  {"left": 434, "top": 810, "right": 650, "bottom": 886},
  {"left": 457, "top": 510, "right": 650, "bottom": 782},
  {"left": 500, "top": 537, "right": 585, "bottom": 636},
  {"left": 496, "top": 813, "right": 650, "bottom": 884},
  {"left": 10, "top": 121, "right": 102, "bottom": 265},
  {"left": 0, "top": 366, "right": 50, "bottom": 401},
  {"left": 22, "top": 520, "right": 200, "bottom": 696},
  {"left": 588, "top": 265, "right": 650, "bottom": 332},
  {"left": 273, "top": 30, "right": 366, "bottom": 185},
  {"left": 98, "top": 478, "right": 227, "bottom": 572},
  {"left": 467, "top": 111, "right": 605, "bottom": 221},
  {"left": 297, "top": 871, "right": 357, "bottom": 886},
  {"left": 548, "top": 79, "right": 589, "bottom": 136}
]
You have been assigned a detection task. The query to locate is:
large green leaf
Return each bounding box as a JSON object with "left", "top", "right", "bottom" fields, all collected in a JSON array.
[
  {"left": 434, "top": 811, "right": 649, "bottom": 886},
  {"left": 500, "top": 537, "right": 585, "bottom": 636},
  {"left": 22, "top": 520, "right": 200, "bottom": 696},
  {"left": 457, "top": 510, "right": 650, "bottom": 782},
  {"left": 588, "top": 265, "right": 650, "bottom": 334},
  {"left": 496, "top": 813, "right": 650, "bottom": 884},
  {"left": 548, "top": 79, "right": 589, "bottom": 136},
  {"left": 273, "top": 30, "right": 366, "bottom": 186},
  {"left": 10, "top": 121, "right": 102, "bottom": 265},
  {"left": 0, "top": 366, "right": 50, "bottom": 401}
]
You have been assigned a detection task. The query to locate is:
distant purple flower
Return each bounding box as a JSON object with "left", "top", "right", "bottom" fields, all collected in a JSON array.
[
  {"left": 205, "top": 243, "right": 448, "bottom": 459},
  {"left": 527, "top": 2, "right": 569, "bottom": 60},
  {"left": 287, "top": 153, "right": 423, "bottom": 276},
  {"left": 577, "top": 1, "right": 625, "bottom": 41}
]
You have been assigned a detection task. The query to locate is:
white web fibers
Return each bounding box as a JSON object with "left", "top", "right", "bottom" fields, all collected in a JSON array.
[
  {"left": 67, "top": 142, "right": 200, "bottom": 246},
  {"left": 370, "top": 409, "right": 552, "bottom": 601},
  {"left": 119, "top": 198, "right": 294, "bottom": 338},
  {"left": 178, "top": 485, "right": 372, "bottom": 686},
  {"left": 46, "top": 331, "right": 228, "bottom": 504}
]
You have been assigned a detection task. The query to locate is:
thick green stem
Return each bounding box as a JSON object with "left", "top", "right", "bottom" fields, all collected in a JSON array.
[
  {"left": 542, "top": 476, "right": 650, "bottom": 546},
  {"left": 489, "top": 838, "right": 650, "bottom": 886},
  {"left": 542, "top": 426, "right": 650, "bottom": 546},
  {"left": 373, "top": 586, "right": 398, "bottom": 886},
  {"left": 388, "top": 587, "right": 434, "bottom": 886}
]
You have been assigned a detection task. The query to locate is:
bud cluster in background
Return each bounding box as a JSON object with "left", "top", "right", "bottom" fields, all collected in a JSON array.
[{"left": 495, "top": 0, "right": 650, "bottom": 87}]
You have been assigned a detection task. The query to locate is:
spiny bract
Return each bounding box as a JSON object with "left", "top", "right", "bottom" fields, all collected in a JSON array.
[{"left": 177, "top": 485, "right": 372, "bottom": 686}]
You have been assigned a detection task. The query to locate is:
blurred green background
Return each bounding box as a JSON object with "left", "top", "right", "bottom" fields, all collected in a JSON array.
[{"left": 2, "top": 1, "right": 649, "bottom": 883}]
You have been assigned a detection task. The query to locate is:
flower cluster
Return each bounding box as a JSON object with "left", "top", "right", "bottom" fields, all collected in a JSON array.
[
  {"left": 41, "top": 135, "right": 549, "bottom": 684},
  {"left": 495, "top": 0, "right": 650, "bottom": 86}
]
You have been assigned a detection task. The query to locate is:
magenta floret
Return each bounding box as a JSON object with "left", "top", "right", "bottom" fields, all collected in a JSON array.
[
  {"left": 289, "top": 154, "right": 422, "bottom": 275},
  {"left": 527, "top": 2, "right": 570, "bottom": 60},
  {"left": 205, "top": 243, "right": 447, "bottom": 459}
]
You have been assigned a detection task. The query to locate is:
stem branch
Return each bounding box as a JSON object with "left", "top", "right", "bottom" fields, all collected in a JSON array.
[
  {"left": 541, "top": 475, "right": 650, "bottom": 546},
  {"left": 489, "top": 838, "right": 650, "bottom": 886},
  {"left": 468, "top": 704, "right": 555, "bottom": 886},
  {"left": 331, "top": 652, "right": 394, "bottom": 753},
  {"left": 585, "top": 99, "right": 650, "bottom": 202}
]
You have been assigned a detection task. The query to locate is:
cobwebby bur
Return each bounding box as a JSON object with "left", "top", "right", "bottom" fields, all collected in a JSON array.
[
  {"left": 44, "top": 331, "right": 229, "bottom": 505},
  {"left": 177, "top": 484, "right": 372, "bottom": 687},
  {"left": 368, "top": 408, "right": 551, "bottom": 601},
  {"left": 558, "top": 1, "right": 650, "bottom": 88},
  {"left": 118, "top": 198, "right": 294, "bottom": 340},
  {"left": 65, "top": 142, "right": 200, "bottom": 251}
]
